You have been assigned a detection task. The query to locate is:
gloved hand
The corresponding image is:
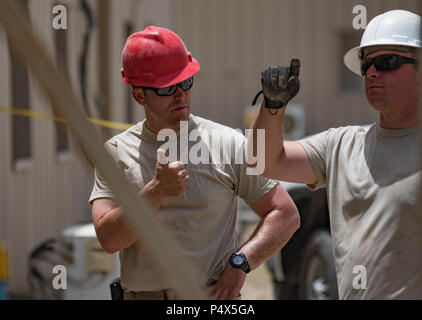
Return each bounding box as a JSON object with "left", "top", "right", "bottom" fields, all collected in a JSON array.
[{"left": 261, "top": 58, "right": 301, "bottom": 109}]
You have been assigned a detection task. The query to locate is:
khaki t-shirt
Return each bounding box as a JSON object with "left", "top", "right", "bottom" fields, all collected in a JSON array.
[
  {"left": 299, "top": 123, "right": 422, "bottom": 299},
  {"left": 89, "top": 114, "right": 277, "bottom": 292}
]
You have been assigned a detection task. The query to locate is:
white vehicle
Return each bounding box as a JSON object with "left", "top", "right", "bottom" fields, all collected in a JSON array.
[{"left": 28, "top": 222, "right": 119, "bottom": 300}]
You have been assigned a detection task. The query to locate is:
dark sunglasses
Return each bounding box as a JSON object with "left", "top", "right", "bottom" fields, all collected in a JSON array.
[
  {"left": 361, "top": 54, "right": 418, "bottom": 76},
  {"left": 136, "top": 77, "right": 194, "bottom": 96}
]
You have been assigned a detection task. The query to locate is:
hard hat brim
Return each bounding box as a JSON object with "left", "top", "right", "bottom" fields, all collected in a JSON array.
[
  {"left": 122, "top": 58, "right": 200, "bottom": 88},
  {"left": 343, "top": 45, "right": 363, "bottom": 76}
]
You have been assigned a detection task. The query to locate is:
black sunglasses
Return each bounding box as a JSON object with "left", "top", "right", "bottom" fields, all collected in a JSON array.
[
  {"left": 135, "top": 77, "right": 194, "bottom": 96},
  {"left": 361, "top": 54, "right": 417, "bottom": 76}
]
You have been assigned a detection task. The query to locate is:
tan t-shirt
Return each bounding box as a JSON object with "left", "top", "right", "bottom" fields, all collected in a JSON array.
[
  {"left": 299, "top": 123, "right": 422, "bottom": 299},
  {"left": 89, "top": 114, "right": 277, "bottom": 292}
]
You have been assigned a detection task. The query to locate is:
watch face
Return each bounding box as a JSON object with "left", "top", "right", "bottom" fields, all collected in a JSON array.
[{"left": 232, "top": 255, "right": 244, "bottom": 265}]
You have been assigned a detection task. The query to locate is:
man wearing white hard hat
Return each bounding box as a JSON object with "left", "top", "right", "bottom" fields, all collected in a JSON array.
[{"left": 249, "top": 10, "right": 422, "bottom": 299}]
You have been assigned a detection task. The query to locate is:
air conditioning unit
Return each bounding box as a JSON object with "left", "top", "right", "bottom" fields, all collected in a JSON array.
[
  {"left": 282, "top": 103, "right": 306, "bottom": 140},
  {"left": 61, "top": 223, "right": 120, "bottom": 300}
]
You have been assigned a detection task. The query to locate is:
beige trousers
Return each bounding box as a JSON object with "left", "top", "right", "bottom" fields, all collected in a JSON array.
[
  {"left": 123, "top": 289, "right": 177, "bottom": 300},
  {"left": 123, "top": 289, "right": 241, "bottom": 300}
]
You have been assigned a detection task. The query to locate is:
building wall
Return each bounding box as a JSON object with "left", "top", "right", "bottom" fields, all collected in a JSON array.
[
  {"left": 0, "top": 0, "right": 98, "bottom": 296},
  {"left": 0, "top": 0, "right": 174, "bottom": 298},
  {"left": 0, "top": 0, "right": 419, "bottom": 297},
  {"left": 171, "top": 0, "right": 419, "bottom": 133}
]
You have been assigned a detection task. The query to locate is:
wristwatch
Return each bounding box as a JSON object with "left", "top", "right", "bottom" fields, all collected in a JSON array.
[{"left": 228, "top": 252, "right": 251, "bottom": 274}]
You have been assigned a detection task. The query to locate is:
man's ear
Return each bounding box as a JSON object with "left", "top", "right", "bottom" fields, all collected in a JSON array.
[{"left": 132, "top": 87, "right": 146, "bottom": 105}]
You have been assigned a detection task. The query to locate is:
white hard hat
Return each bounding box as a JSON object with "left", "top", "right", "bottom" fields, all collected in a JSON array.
[{"left": 344, "top": 10, "right": 421, "bottom": 75}]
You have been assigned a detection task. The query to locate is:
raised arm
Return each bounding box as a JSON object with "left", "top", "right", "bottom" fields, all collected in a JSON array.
[{"left": 247, "top": 58, "right": 317, "bottom": 185}]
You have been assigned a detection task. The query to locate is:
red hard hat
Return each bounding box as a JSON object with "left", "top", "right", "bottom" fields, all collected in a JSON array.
[{"left": 121, "top": 26, "right": 200, "bottom": 88}]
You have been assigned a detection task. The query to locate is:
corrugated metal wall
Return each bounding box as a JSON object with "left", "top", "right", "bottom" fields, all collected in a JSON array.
[
  {"left": 0, "top": 0, "right": 97, "bottom": 295},
  {"left": 172, "top": 0, "right": 419, "bottom": 133},
  {"left": 0, "top": 0, "right": 419, "bottom": 297}
]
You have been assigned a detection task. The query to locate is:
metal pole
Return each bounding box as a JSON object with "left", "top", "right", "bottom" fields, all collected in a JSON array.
[{"left": 0, "top": 0, "right": 206, "bottom": 299}]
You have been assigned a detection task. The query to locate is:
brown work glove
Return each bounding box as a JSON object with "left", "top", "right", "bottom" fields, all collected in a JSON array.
[{"left": 261, "top": 57, "right": 301, "bottom": 109}]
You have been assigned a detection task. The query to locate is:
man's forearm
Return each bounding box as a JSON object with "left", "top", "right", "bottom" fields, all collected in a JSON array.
[
  {"left": 96, "top": 179, "right": 165, "bottom": 253},
  {"left": 248, "top": 101, "right": 286, "bottom": 177},
  {"left": 239, "top": 204, "right": 300, "bottom": 270},
  {"left": 95, "top": 206, "right": 138, "bottom": 253}
]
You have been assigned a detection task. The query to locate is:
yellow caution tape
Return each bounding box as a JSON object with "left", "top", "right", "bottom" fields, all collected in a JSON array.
[
  {"left": 0, "top": 106, "right": 133, "bottom": 131},
  {"left": 87, "top": 118, "right": 133, "bottom": 131}
]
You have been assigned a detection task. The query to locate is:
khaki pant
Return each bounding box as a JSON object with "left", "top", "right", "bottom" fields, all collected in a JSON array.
[
  {"left": 123, "top": 289, "right": 241, "bottom": 300},
  {"left": 123, "top": 289, "right": 177, "bottom": 300}
]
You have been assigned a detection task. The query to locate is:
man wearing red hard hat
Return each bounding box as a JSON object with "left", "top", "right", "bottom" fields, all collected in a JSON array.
[{"left": 89, "top": 26, "right": 300, "bottom": 300}]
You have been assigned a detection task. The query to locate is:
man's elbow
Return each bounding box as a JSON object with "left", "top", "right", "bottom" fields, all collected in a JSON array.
[
  {"left": 290, "top": 208, "right": 301, "bottom": 232},
  {"left": 97, "top": 233, "right": 119, "bottom": 254},
  {"left": 94, "top": 224, "right": 119, "bottom": 254},
  {"left": 102, "top": 242, "right": 119, "bottom": 255},
  {"left": 284, "top": 203, "right": 301, "bottom": 234}
]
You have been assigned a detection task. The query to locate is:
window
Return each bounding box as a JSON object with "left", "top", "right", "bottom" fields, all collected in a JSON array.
[
  {"left": 125, "top": 22, "right": 134, "bottom": 124},
  {"left": 10, "top": 0, "right": 31, "bottom": 163},
  {"left": 11, "top": 52, "right": 31, "bottom": 162},
  {"left": 53, "top": 25, "right": 69, "bottom": 152}
]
